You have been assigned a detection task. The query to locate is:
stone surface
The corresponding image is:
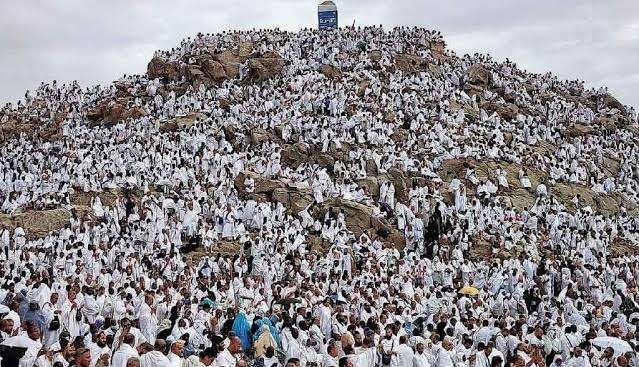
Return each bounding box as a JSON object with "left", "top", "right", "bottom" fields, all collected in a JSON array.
[
  {"left": 234, "top": 171, "right": 312, "bottom": 214},
  {"left": 394, "top": 54, "right": 429, "bottom": 74},
  {"left": 466, "top": 64, "right": 492, "bottom": 87},
  {"left": 563, "top": 123, "right": 594, "bottom": 138},
  {"left": 319, "top": 64, "right": 342, "bottom": 79},
  {"left": 0, "top": 209, "right": 71, "bottom": 240},
  {"left": 159, "top": 113, "right": 204, "bottom": 132},
  {"left": 243, "top": 51, "right": 286, "bottom": 84},
  {"left": 313, "top": 198, "right": 404, "bottom": 248}
]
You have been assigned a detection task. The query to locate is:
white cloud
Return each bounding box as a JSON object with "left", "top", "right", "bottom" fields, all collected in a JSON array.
[{"left": 1, "top": 0, "right": 637, "bottom": 107}]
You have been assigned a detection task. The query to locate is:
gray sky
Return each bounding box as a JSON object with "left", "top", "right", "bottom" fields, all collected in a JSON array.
[{"left": 2, "top": 1, "right": 638, "bottom": 107}]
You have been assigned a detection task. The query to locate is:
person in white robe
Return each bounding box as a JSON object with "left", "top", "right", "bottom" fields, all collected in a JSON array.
[{"left": 112, "top": 334, "right": 140, "bottom": 367}]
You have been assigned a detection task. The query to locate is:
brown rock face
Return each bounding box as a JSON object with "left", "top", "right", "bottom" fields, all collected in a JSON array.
[
  {"left": 146, "top": 42, "right": 278, "bottom": 88},
  {"left": 357, "top": 80, "right": 371, "bottom": 97},
  {"left": 430, "top": 40, "right": 447, "bottom": 60},
  {"left": 319, "top": 64, "right": 342, "bottom": 79},
  {"left": 386, "top": 168, "right": 410, "bottom": 203},
  {"left": 484, "top": 102, "right": 519, "bottom": 121},
  {"left": 202, "top": 59, "right": 228, "bottom": 81},
  {"left": 467, "top": 64, "right": 492, "bottom": 86},
  {"left": 603, "top": 93, "right": 626, "bottom": 113},
  {"left": 186, "top": 66, "right": 211, "bottom": 88},
  {"left": 0, "top": 209, "right": 71, "bottom": 240},
  {"left": 314, "top": 198, "right": 405, "bottom": 248},
  {"left": 147, "top": 57, "right": 183, "bottom": 81},
  {"left": 158, "top": 113, "right": 204, "bottom": 133},
  {"left": 465, "top": 64, "right": 492, "bottom": 95},
  {"left": 394, "top": 54, "right": 429, "bottom": 74},
  {"left": 213, "top": 50, "right": 241, "bottom": 78},
  {"left": 249, "top": 128, "right": 278, "bottom": 145},
  {"left": 234, "top": 171, "right": 313, "bottom": 214},
  {"left": 563, "top": 123, "right": 594, "bottom": 138},
  {"left": 272, "top": 184, "right": 314, "bottom": 214},
  {"left": 86, "top": 98, "right": 148, "bottom": 126},
  {"left": 369, "top": 50, "right": 382, "bottom": 63},
  {"left": 243, "top": 52, "right": 286, "bottom": 84},
  {"left": 281, "top": 143, "right": 311, "bottom": 168}
]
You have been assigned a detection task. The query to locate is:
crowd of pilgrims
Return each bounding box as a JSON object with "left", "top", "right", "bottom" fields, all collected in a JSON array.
[{"left": 0, "top": 25, "right": 639, "bottom": 367}]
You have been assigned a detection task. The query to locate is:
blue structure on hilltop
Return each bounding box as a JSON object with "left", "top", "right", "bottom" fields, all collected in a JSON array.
[{"left": 318, "top": 1, "right": 338, "bottom": 30}]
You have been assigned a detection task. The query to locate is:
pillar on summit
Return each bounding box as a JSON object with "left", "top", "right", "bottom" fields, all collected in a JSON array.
[{"left": 318, "top": 1, "right": 338, "bottom": 30}]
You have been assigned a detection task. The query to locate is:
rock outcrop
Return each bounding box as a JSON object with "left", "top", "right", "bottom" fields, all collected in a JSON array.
[
  {"left": 243, "top": 51, "right": 286, "bottom": 84},
  {"left": 234, "top": 171, "right": 313, "bottom": 214},
  {"left": 86, "top": 98, "right": 148, "bottom": 126},
  {"left": 313, "top": 198, "right": 405, "bottom": 248},
  {"left": 146, "top": 42, "right": 284, "bottom": 88},
  {"left": 0, "top": 209, "right": 71, "bottom": 240},
  {"left": 394, "top": 54, "right": 429, "bottom": 74}
]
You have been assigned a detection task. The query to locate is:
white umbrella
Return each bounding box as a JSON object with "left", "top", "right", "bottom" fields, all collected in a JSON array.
[{"left": 592, "top": 336, "right": 633, "bottom": 355}]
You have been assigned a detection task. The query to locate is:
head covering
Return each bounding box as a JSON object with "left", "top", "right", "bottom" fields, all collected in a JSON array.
[
  {"left": 232, "top": 311, "right": 252, "bottom": 351},
  {"left": 254, "top": 324, "right": 277, "bottom": 357}
]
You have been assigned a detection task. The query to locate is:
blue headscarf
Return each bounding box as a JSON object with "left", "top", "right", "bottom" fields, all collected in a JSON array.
[
  {"left": 253, "top": 317, "right": 281, "bottom": 347},
  {"left": 232, "top": 312, "right": 252, "bottom": 351}
]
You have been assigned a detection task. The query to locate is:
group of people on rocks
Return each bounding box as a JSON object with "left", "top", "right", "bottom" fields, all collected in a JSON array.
[{"left": 0, "top": 25, "right": 638, "bottom": 367}]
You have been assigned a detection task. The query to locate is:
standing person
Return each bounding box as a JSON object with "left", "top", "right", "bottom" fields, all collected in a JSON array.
[
  {"left": 112, "top": 334, "right": 139, "bottom": 367},
  {"left": 395, "top": 336, "right": 414, "bottom": 367}
]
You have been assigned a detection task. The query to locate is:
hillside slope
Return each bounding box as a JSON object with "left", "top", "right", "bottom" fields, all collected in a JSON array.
[{"left": 0, "top": 26, "right": 638, "bottom": 259}]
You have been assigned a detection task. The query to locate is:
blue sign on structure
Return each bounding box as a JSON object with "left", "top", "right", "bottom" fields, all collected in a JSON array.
[
  {"left": 318, "top": 1, "right": 338, "bottom": 30},
  {"left": 318, "top": 10, "right": 338, "bottom": 29}
]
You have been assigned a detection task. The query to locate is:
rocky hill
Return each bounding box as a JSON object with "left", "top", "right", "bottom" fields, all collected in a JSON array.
[{"left": 1, "top": 26, "right": 637, "bottom": 259}]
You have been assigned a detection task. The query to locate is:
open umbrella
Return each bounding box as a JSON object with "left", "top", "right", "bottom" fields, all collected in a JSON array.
[
  {"left": 458, "top": 286, "right": 480, "bottom": 296},
  {"left": 592, "top": 336, "right": 633, "bottom": 355}
]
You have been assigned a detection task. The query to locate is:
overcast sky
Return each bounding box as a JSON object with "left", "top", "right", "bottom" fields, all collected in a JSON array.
[{"left": 2, "top": 1, "right": 638, "bottom": 107}]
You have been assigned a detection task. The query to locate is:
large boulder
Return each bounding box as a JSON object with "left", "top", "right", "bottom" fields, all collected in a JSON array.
[
  {"left": 563, "top": 123, "right": 594, "bottom": 138},
  {"left": 281, "top": 143, "right": 311, "bottom": 168},
  {"left": 159, "top": 113, "right": 204, "bottom": 133},
  {"left": 319, "top": 64, "right": 342, "bottom": 79},
  {"left": 86, "top": 98, "right": 148, "bottom": 126},
  {"left": 235, "top": 171, "right": 285, "bottom": 195},
  {"left": 357, "top": 80, "right": 371, "bottom": 97},
  {"left": 429, "top": 40, "right": 447, "bottom": 60},
  {"left": 369, "top": 50, "right": 382, "bottom": 63},
  {"left": 358, "top": 177, "right": 380, "bottom": 199},
  {"left": 234, "top": 171, "right": 312, "bottom": 214},
  {"left": 249, "top": 127, "right": 278, "bottom": 145},
  {"left": 466, "top": 64, "right": 492, "bottom": 89},
  {"left": 467, "top": 64, "right": 492, "bottom": 85},
  {"left": 186, "top": 66, "right": 212, "bottom": 87},
  {"left": 272, "top": 183, "right": 314, "bottom": 214},
  {"left": 506, "top": 189, "right": 537, "bottom": 210},
  {"left": 314, "top": 198, "right": 405, "bottom": 248},
  {"left": 243, "top": 52, "right": 285, "bottom": 84},
  {"left": 0, "top": 117, "right": 35, "bottom": 143},
  {"left": 237, "top": 41, "right": 254, "bottom": 61},
  {"left": 147, "top": 42, "right": 250, "bottom": 86},
  {"left": 390, "top": 128, "right": 409, "bottom": 143},
  {"left": 394, "top": 54, "right": 429, "bottom": 74},
  {"left": 484, "top": 102, "right": 519, "bottom": 121},
  {"left": 386, "top": 168, "right": 410, "bottom": 203},
  {"left": 551, "top": 183, "right": 596, "bottom": 212},
  {"left": 603, "top": 93, "right": 626, "bottom": 114},
  {"left": 201, "top": 59, "right": 228, "bottom": 81},
  {"left": 147, "top": 57, "right": 183, "bottom": 81},
  {"left": 438, "top": 158, "right": 478, "bottom": 182},
  {"left": 0, "top": 209, "right": 71, "bottom": 240},
  {"left": 213, "top": 50, "right": 241, "bottom": 79}
]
